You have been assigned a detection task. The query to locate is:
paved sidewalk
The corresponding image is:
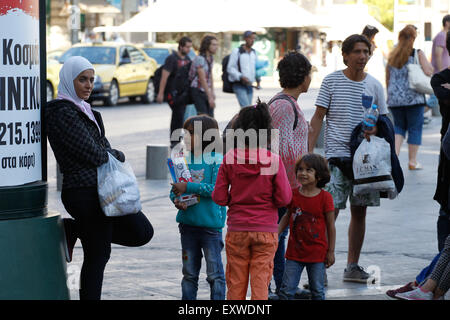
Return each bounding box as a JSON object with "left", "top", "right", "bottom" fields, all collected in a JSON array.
[{"left": 47, "top": 116, "right": 448, "bottom": 300}]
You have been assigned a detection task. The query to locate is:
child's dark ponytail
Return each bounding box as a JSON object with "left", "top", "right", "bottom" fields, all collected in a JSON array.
[{"left": 232, "top": 98, "right": 273, "bottom": 148}]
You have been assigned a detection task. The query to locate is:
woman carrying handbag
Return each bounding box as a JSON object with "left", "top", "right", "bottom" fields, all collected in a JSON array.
[
  {"left": 386, "top": 25, "right": 434, "bottom": 170},
  {"left": 45, "top": 56, "right": 154, "bottom": 300}
]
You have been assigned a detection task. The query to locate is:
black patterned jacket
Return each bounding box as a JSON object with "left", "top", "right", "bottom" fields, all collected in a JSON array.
[{"left": 45, "top": 99, "right": 125, "bottom": 189}]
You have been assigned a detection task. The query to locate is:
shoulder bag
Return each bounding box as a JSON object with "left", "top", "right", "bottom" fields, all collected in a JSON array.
[{"left": 407, "top": 49, "right": 434, "bottom": 95}]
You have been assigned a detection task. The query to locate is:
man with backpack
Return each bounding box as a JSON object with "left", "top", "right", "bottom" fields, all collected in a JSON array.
[
  {"left": 226, "top": 31, "right": 258, "bottom": 107},
  {"left": 155, "top": 36, "right": 193, "bottom": 148}
]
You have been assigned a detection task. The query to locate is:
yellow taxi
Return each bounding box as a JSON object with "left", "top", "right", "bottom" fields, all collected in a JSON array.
[{"left": 46, "top": 42, "right": 158, "bottom": 106}]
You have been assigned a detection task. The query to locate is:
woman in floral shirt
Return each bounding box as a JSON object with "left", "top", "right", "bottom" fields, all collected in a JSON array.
[{"left": 268, "top": 51, "right": 312, "bottom": 296}]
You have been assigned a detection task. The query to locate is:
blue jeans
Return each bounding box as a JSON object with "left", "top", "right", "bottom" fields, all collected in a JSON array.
[
  {"left": 232, "top": 83, "right": 253, "bottom": 107},
  {"left": 179, "top": 223, "right": 225, "bottom": 300},
  {"left": 273, "top": 207, "right": 288, "bottom": 292},
  {"left": 389, "top": 105, "right": 425, "bottom": 145},
  {"left": 416, "top": 252, "right": 441, "bottom": 285},
  {"left": 279, "top": 260, "right": 326, "bottom": 300},
  {"left": 415, "top": 208, "right": 450, "bottom": 284}
]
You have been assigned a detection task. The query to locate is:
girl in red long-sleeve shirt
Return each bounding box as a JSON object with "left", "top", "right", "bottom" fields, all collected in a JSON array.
[{"left": 212, "top": 100, "right": 292, "bottom": 300}]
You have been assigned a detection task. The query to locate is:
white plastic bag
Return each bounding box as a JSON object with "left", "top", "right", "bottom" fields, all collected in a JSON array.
[
  {"left": 353, "top": 136, "right": 397, "bottom": 198},
  {"left": 97, "top": 153, "right": 142, "bottom": 217}
]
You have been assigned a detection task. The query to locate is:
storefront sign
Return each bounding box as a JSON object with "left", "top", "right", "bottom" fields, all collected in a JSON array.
[{"left": 0, "top": 1, "right": 42, "bottom": 187}]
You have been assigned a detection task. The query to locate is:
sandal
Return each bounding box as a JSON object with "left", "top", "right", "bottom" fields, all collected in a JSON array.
[{"left": 408, "top": 163, "right": 423, "bottom": 170}]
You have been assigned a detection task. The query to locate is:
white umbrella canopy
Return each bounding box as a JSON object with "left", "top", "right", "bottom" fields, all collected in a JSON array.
[
  {"left": 94, "top": 0, "right": 322, "bottom": 33},
  {"left": 317, "top": 5, "right": 394, "bottom": 42}
]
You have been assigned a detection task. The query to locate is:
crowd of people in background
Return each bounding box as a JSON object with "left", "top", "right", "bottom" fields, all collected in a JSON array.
[{"left": 48, "top": 13, "right": 450, "bottom": 299}]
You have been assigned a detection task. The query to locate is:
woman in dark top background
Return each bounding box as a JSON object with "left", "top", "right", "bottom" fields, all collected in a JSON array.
[{"left": 45, "top": 56, "right": 153, "bottom": 300}]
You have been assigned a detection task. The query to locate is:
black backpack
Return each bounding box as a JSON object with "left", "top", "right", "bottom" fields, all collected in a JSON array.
[
  {"left": 172, "top": 60, "right": 193, "bottom": 105},
  {"left": 222, "top": 45, "right": 250, "bottom": 93}
]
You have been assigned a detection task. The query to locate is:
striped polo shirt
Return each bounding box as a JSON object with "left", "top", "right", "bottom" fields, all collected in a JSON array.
[{"left": 315, "top": 70, "right": 388, "bottom": 159}]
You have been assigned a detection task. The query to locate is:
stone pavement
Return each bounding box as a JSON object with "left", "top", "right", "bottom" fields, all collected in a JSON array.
[{"left": 45, "top": 112, "right": 449, "bottom": 301}]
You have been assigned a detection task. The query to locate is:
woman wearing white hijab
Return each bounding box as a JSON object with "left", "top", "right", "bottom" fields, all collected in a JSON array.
[{"left": 45, "top": 56, "right": 154, "bottom": 300}]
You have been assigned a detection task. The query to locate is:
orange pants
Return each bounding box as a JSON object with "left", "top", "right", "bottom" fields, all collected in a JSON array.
[{"left": 225, "top": 231, "right": 278, "bottom": 300}]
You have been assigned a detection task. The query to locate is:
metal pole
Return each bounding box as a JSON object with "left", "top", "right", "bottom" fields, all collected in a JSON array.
[{"left": 71, "top": 0, "right": 80, "bottom": 45}]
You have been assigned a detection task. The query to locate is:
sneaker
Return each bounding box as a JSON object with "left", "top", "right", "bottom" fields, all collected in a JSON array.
[
  {"left": 294, "top": 288, "right": 312, "bottom": 300},
  {"left": 268, "top": 290, "right": 280, "bottom": 301},
  {"left": 395, "top": 287, "right": 433, "bottom": 300},
  {"left": 343, "top": 265, "right": 376, "bottom": 284},
  {"left": 386, "top": 282, "right": 416, "bottom": 299},
  {"left": 62, "top": 218, "right": 77, "bottom": 263}
]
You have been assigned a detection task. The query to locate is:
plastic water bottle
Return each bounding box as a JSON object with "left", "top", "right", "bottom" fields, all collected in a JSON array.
[{"left": 362, "top": 104, "right": 379, "bottom": 131}]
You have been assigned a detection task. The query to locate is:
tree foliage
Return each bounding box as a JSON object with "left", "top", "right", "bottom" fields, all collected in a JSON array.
[{"left": 346, "top": 0, "right": 394, "bottom": 31}]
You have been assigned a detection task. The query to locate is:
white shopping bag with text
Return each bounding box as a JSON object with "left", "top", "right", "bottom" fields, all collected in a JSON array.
[{"left": 352, "top": 136, "right": 397, "bottom": 198}]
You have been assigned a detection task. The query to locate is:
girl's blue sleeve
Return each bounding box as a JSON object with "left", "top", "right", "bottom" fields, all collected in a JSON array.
[
  {"left": 169, "top": 190, "right": 176, "bottom": 203},
  {"left": 186, "top": 161, "right": 221, "bottom": 198}
]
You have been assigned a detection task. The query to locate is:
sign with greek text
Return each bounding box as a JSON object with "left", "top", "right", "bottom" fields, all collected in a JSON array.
[{"left": 0, "top": 1, "right": 42, "bottom": 187}]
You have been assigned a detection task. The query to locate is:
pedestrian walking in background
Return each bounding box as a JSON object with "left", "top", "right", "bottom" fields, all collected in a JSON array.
[
  {"left": 267, "top": 51, "right": 312, "bottom": 298},
  {"left": 425, "top": 15, "right": 450, "bottom": 120},
  {"left": 189, "top": 35, "right": 218, "bottom": 117},
  {"left": 227, "top": 30, "right": 258, "bottom": 107},
  {"left": 170, "top": 115, "right": 226, "bottom": 300},
  {"left": 432, "top": 15, "right": 450, "bottom": 74},
  {"left": 277, "top": 154, "right": 336, "bottom": 300},
  {"left": 386, "top": 25, "right": 433, "bottom": 170},
  {"left": 156, "top": 36, "right": 193, "bottom": 148},
  {"left": 45, "top": 56, "right": 154, "bottom": 300},
  {"left": 308, "top": 34, "right": 389, "bottom": 284},
  {"left": 212, "top": 101, "right": 292, "bottom": 300},
  {"left": 362, "top": 25, "right": 386, "bottom": 86}
]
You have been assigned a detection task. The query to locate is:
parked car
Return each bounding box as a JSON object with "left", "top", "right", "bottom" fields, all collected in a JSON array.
[
  {"left": 46, "top": 42, "right": 158, "bottom": 106},
  {"left": 138, "top": 42, "right": 196, "bottom": 67}
]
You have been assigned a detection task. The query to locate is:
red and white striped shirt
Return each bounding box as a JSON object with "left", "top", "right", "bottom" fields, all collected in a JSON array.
[{"left": 269, "top": 92, "right": 308, "bottom": 188}]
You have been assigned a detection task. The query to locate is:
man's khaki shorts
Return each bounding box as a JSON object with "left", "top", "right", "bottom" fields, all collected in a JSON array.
[{"left": 324, "top": 164, "right": 380, "bottom": 210}]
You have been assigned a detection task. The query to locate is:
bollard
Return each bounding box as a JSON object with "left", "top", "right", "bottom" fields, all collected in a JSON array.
[
  {"left": 146, "top": 144, "right": 169, "bottom": 180},
  {"left": 57, "top": 164, "right": 62, "bottom": 191},
  {"left": 315, "top": 121, "right": 325, "bottom": 149}
]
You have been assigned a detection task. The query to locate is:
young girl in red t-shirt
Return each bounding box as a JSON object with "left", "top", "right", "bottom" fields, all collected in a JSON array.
[{"left": 278, "top": 153, "right": 336, "bottom": 300}]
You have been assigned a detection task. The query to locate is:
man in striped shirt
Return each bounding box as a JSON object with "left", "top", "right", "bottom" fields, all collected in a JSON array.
[{"left": 308, "top": 34, "right": 388, "bottom": 284}]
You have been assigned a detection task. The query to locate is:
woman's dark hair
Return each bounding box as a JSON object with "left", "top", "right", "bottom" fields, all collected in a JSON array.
[
  {"left": 295, "top": 153, "right": 330, "bottom": 188},
  {"left": 232, "top": 98, "right": 272, "bottom": 148},
  {"left": 443, "top": 14, "right": 450, "bottom": 27},
  {"left": 341, "top": 34, "right": 372, "bottom": 65},
  {"left": 199, "top": 35, "right": 217, "bottom": 56},
  {"left": 277, "top": 51, "right": 312, "bottom": 89},
  {"left": 362, "top": 25, "right": 379, "bottom": 41},
  {"left": 183, "top": 114, "right": 219, "bottom": 152},
  {"left": 178, "top": 36, "right": 192, "bottom": 50}
]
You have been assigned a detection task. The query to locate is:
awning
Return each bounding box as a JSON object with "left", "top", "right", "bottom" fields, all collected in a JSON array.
[
  {"left": 59, "top": 1, "right": 120, "bottom": 16},
  {"left": 317, "top": 5, "right": 394, "bottom": 42},
  {"left": 94, "top": 0, "right": 323, "bottom": 33}
]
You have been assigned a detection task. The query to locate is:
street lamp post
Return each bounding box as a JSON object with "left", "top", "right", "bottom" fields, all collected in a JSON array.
[{"left": 0, "top": 0, "right": 69, "bottom": 299}]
